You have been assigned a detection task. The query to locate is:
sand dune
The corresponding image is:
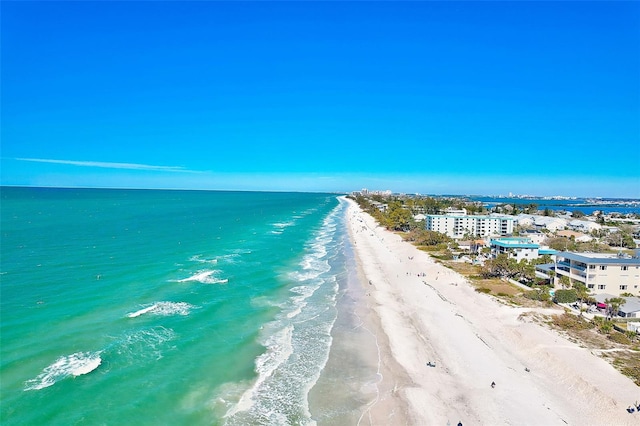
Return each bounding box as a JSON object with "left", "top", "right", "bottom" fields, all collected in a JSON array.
[{"left": 345, "top": 198, "right": 639, "bottom": 425}]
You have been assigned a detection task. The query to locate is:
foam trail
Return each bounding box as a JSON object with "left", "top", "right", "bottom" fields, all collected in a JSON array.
[
  {"left": 189, "top": 255, "right": 218, "bottom": 264},
  {"left": 127, "top": 304, "right": 158, "bottom": 318},
  {"left": 127, "top": 302, "right": 195, "bottom": 318},
  {"left": 177, "top": 270, "right": 216, "bottom": 283},
  {"left": 176, "top": 270, "right": 227, "bottom": 284}
]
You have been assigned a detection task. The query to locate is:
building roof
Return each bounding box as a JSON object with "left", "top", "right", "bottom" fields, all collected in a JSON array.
[
  {"left": 569, "top": 219, "right": 602, "bottom": 229},
  {"left": 558, "top": 251, "right": 640, "bottom": 266},
  {"left": 556, "top": 230, "right": 587, "bottom": 238},
  {"left": 491, "top": 237, "right": 539, "bottom": 249},
  {"left": 595, "top": 295, "right": 640, "bottom": 313},
  {"left": 620, "top": 298, "right": 640, "bottom": 314},
  {"left": 539, "top": 249, "right": 557, "bottom": 255},
  {"left": 593, "top": 293, "right": 618, "bottom": 304},
  {"left": 535, "top": 263, "right": 555, "bottom": 272}
]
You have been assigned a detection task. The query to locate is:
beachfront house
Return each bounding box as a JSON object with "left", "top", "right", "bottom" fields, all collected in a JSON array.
[
  {"left": 425, "top": 213, "right": 514, "bottom": 239},
  {"left": 490, "top": 237, "right": 540, "bottom": 262},
  {"left": 458, "top": 239, "right": 487, "bottom": 254},
  {"left": 593, "top": 294, "right": 640, "bottom": 318},
  {"left": 370, "top": 201, "right": 388, "bottom": 213},
  {"left": 534, "top": 216, "right": 567, "bottom": 232},
  {"left": 618, "top": 297, "right": 640, "bottom": 318},
  {"left": 521, "top": 229, "right": 546, "bottom": 245},
  {"left": 515, "top": 214, "right": 569, "bottom": 232},
  {"left": 568, "top": 219, "right": 602, "bottom": 233},
  {"left": 556, "top": 230, "right": 593, "bottom": 243},
  {"left": 553, "top": 252, "right": 640, "bottom": 297}
]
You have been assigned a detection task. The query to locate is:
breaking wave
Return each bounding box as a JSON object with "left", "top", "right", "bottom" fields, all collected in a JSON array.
[
  {"left": 127, "top": 302, "right": 195, "bottom": 318},
  {"left": 24, "top": 351, "right": 102, "bottom": 391}
]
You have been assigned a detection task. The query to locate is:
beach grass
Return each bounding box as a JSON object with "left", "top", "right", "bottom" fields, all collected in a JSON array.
[{"left": 545, "top": 313, "right": 640, "bottom": 386}]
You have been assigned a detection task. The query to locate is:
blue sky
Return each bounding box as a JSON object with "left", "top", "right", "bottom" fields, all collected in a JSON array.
[{"left": 2, "top": 1, "right": 639, "bottom": 197}]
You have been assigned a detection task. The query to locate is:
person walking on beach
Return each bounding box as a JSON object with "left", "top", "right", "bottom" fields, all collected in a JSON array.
[{"left": 491, "top": 381, "right": 496, "bottom": 388}]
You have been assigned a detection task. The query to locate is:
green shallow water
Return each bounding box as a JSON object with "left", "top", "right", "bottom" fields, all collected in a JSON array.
[{"left": 1, "top": 187, "right": 375, "bottom": 425}]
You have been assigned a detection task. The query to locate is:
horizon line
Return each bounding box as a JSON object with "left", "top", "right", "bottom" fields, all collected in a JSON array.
[{"left": 2, "top": 184, "right": 640, "bottom": 201}]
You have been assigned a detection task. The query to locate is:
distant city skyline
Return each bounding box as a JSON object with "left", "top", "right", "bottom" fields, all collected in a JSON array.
[{"left": 2, "top": 2, "right": 639, "bottom": 197}]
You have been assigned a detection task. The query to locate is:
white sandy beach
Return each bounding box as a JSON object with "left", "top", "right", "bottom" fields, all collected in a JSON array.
[{"left": 344, "top": 199, "right": 640, "bottom": 426}]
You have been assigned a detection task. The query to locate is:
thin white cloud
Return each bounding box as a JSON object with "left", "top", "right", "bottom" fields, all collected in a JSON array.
[{"left": 16, "top": 158, "right": 196, "bottom": 173}]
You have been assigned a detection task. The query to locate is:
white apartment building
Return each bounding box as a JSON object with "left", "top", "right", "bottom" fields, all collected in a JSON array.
[
  {"left": 554, "top": 252, "right": 640, "bottom": 297},
  {"left": 490, "top": 237, "right": 540, "bottom": 262},
  {"left": 425, "top": 214, "right": 515, "bottom": 239}
]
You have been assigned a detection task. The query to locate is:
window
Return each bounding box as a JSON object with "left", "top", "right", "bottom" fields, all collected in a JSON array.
[
  {"left": 599, "top": 265, "right": 607, "bottom": 271},
  {"left": 589, "top": 265, "right": 595, "bottom": 269},
  {"left": 588, "top": 284, "right": 594, "bottom": 289},
  {"left": 597, "top": 285, "right": 606, "bottom": 290},
  {"left": 619, "top": 285, "right": 627, "bottom": 290},
  {"left": 622, "top": 266, "right": 628, "bottom": 271}
]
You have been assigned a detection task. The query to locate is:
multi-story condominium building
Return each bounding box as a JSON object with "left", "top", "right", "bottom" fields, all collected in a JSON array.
[
  {"left": 554, "top": 252, "right": 640, "bottom": 296},
  {"left": 490, "top": 237, "right": 540, "bottom": 262},
  {"left": 425, "top": 214, "right": 514, "bottom": 239}
]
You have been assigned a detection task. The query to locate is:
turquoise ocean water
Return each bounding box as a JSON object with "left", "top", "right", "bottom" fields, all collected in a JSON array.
[{"left": 1, "top": 187, "right": 377, "bottom": 425}]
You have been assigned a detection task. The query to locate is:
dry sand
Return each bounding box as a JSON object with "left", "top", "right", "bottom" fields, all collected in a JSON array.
[{"left": 344, "top": 198, "right": 640, "bottom": 426}]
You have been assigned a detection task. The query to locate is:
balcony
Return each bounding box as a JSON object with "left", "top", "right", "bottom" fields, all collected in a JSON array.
[
  {"left": 570, "top": 263, "right": 586, "bottom": 272},
  {"left": 556, "top": 269, "right": 587, "bottom": 284}
]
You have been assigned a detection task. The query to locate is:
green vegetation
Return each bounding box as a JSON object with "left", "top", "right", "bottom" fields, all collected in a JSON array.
[
  {"left": 554, "top": 289, "right": 577, "bottom": 303},
  {"left": 550, "top": 314, "right": 640, "bottom": 386},
  {"left": 549, "top": 313, "right": 594, "bottom": 331},
  {"left": 603, "top": 230, "right": 636, "bottom": 249},
  {"left": 604, "top": 297, "right": 625, "bottom": 318},
  {"left": 492, "top": 202, "right": 539, "bottom": 215},
  {"left": 524, "top": 285, "right": 552, "bottom": 302},
  {"left": 350, "top": 194, "right": 484, "bottom": 234},
  {"left": 480, "top": 253, "right": 538, "bottom": 285},
  {"left": 404, "top": 228, "right": 452, "bottom": 246}
]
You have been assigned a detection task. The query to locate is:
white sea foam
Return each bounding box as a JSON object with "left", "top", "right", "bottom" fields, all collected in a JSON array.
[
  {"left": 177, "top": 270, "right": 215, "bottom": 282},
  {"left": 225, "top": 325, "right": 294, "bottom": 419},
  {"left": 224, "top": 200, "right": 346, "bottom": 425},
  {"left": 24, "top": 351, "right": 102, "bottom": 391},
  {"left": 176, "top": 270, "right": 226, "bottom": 284},
  {"left": 127, "top": 302, "right": 195, "bottom": 318},
  {"left": 189, "top": 255, "right": 218, "bottom": 264},
  {"left": 218, "top": 254, "right": 240, "bottom": 263},
  {"left": 127, "top": 305, "right": 157, "bottom": 318},
  {"left": 217, "top": 249, "right": 252, "bottom": 264},
  {"left": 114, "top": 326, "right": 177, "bottom": 363},
  {"left": 229, "top": 248, "right": 252, "bottom": 255},
  {"left": 272, "top": 221, "right": 294, "bottom": 229}
]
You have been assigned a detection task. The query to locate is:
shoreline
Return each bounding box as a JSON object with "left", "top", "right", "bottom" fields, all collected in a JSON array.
[{"left": 340, "top": 198, "right": 639, "bottom": 425}]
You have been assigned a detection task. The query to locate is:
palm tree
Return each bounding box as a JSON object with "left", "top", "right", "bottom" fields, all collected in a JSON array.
[
  {"left": 573, "top": 283, "right": 589, "bottom": 315},
  {"left": 605, "top": 297, "right": 625, "bottom": 319}
]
